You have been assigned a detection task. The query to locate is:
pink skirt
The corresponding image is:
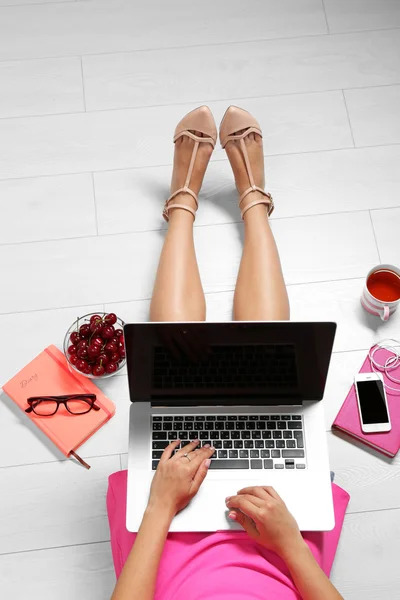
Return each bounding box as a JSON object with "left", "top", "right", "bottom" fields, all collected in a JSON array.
[{"left": 107, "top": 471, "right": 350, "bottom": 600}]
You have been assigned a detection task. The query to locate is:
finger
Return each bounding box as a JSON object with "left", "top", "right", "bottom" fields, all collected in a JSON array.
[
  {"left": 190, "top": 457, "right": 212, "bottom": 495},
  {"left": 189, "top": 445, "right": 215, "bottom": 471},
  {"left": 260, "top": 486, "right": 284, "bottom": 502},
  {"left": 236, "top": 486, "right": 270, "bottom": 502},
  {"left": 160, "top": 439, "right": 181, "bottom": 462},
  {"left": 174, "top": 439, "right": 200, "bottom": 457},
  {"left": 187, "top": 447, "right": 205, "bottom": 459},
  {"left": 228, "top": 509, "right": 259, "bottom": 538},
  {"left": 188, "top": 443, "right": 213, "bottom": 458},
  {"left": 232, "top": 493, "right": 264, "bottom": 508},
  {"left": 226, "top": 492, "right": 264, "bottom": 509},
  {"left": 225, "top": 495, "right": 261, "bottom": 520}
]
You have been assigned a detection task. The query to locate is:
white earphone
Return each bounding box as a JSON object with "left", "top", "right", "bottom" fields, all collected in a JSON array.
[{"left": 368, "top": 338, "right": 400, "bottom": 395}]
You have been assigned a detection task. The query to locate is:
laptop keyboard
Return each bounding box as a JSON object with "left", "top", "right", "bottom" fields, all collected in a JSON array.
[{"left": 152, "top": 414, "right": 306, "bottom": 471}]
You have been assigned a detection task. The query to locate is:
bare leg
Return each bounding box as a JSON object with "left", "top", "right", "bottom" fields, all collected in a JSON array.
[
  {"left": 225, "top": 130, "right": 290, "bottom": 321},
  {"left": 150, "top": 131, "right": 213, "bottom": 322}
]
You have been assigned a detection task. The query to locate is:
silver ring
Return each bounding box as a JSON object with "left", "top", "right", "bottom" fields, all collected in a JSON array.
[{"left": 183, "top": 452, "right": 191, "bottom": 462}]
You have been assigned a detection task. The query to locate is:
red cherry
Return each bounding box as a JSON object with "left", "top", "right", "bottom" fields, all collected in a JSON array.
[
  {"left": 104, "top": 341, "right": 117, "bottom": 355},
  {"left": 68, "top": 344, "right": 77, "bottom": 355},
  {"left": 104, "top": 313, "right": 117, "bottom": 325},
  {"left": 76, "top": 359, "right": 87, "bottom": 372},
  {"left": 118, "top": 340, "right": 125, "bottom": 351},
  {"left": 90, "top": 320, "right": 103, "bottom": 334},
  {"left": 83, "top": 363, "right": 92, "bottom": 375},
  {"left": 90, "top": 314, "right": 103, "bottom": 325},
  {"left": 87, "top": 344, "right": 101, "bottom": 358},
  {"left": 77, "top": 347, "right": 88, "bottom": 359},
  {"left": 115, "top": 329, "right": 123, "bottom": 338},
  {"left": 92, "top": 364, "right": 105, "bottom": 377},
  {"left": 102, "top": 325, "right": 115, "bottom": 340},
  {"left": 77, "top": 339, "right": 88, "bottom": 348},
  {"left": 92, "top": 336, "right": 103, "bottom": 347},
  {"left": 69, "top": 354, "right": 79, "bottom": 365},
  {"left": 79, "top": 324, "right": 91, "bottom": 338},
  {"left": 70, "top": 331, "right": 80, "bottom": 345},
  {"left": 106, "top": 362, "right": 118, "bottom": 374},
  {"left": 110, "top": 352, "right": 120, "bottom": 363},
  {"left": 111, "top": 336, "right": 119, "bottom": 345},
  {"left": 119, "top": 347, "right": 126, "bottom": 360},
  {"left": 96, "top": 352, "right": 109, "bottom": 366}
]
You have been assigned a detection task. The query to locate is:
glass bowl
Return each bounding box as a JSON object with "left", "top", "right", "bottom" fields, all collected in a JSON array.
[{"left": 63, "top": 312, "right": 126, "bottom": 379}]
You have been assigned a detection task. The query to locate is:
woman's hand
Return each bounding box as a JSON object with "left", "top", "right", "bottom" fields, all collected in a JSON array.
[
  {"left": 226, "top": 485, "right": 305, "bottom": 559},
  {"left": 147, "top": 439, "right": 215, "bottom": 519}
]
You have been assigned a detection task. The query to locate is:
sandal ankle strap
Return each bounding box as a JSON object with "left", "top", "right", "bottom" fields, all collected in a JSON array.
[
  {"left": 240, "top": 191, "right": 274, "bottom": 220},
  {"left": 163, "top": 202, "right": 197, "bottom": 221},
  {"left": 163, "top": 186, "right": 199, "bottom": 222}
]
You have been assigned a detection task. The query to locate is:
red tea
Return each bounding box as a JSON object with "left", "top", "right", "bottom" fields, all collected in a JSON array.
[{"left": 367, "top": 269, "right": 400, "bottom": 302}]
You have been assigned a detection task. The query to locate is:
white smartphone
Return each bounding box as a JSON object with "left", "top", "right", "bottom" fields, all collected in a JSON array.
[{"left": 354, "top": 372, "right": 391, "bottom": 433}]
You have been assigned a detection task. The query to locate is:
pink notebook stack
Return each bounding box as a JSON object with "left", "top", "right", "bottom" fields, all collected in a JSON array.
[{"left": 332, "top": 348, "right": 400, "bottom": 458}]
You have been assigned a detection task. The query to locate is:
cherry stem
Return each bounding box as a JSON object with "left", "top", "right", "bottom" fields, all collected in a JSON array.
[{"left": 88, "top": 316, "right": 104, "bottom": 344}]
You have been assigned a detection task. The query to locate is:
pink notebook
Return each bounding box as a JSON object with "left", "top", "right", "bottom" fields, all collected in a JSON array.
[
  {"left": 332, "top": 348, "right": 400, "bottom": 458},
  {"left": 2, "top": 345, "right": 115, "bottom": 468}
]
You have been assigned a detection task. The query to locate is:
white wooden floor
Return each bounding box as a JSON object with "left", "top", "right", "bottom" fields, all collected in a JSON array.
[{"left": 1, "top": 0, "right": 400, "bottom": 598}]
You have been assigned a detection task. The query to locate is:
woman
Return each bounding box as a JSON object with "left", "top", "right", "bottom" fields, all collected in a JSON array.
[{"left": 108, "top": 106, "right": 349, "bottom": 600}]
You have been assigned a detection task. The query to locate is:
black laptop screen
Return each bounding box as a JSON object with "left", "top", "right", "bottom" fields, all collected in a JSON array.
[{"left": 124, "top": 322, "right": 336, "bottom": 406}]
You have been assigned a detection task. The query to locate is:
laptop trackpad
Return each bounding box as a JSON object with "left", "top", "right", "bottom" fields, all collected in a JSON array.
[
  {"left": 170, "top": 479, "right": 245, "bottom": 532},
  {"left": 169, "top": 474, "right": 333, "bottom": 533}
]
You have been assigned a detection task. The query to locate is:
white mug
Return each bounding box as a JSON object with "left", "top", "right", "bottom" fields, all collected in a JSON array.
[{"left": 361, "top": 264, "right": 400, "bottom": 321}]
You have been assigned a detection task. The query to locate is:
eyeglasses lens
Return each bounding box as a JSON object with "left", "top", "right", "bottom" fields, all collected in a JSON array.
[
  {"left": 32, "top": 400, "right": 58, "bottom": 416},
  {"left": 66, "top": 398, "right": 93, "bottom": 414}
]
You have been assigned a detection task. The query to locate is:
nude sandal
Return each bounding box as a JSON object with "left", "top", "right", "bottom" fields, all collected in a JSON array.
[
  {"left": 163, "top": 106, "right": 217, "bottom": 222},
  {"left": 219, "top": 106, "right": 274, "bottom": 219}
]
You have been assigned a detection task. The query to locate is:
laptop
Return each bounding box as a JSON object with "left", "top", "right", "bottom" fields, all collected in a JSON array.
[{"left": 125, "top": 321, "right": 336, "bottom": 532}]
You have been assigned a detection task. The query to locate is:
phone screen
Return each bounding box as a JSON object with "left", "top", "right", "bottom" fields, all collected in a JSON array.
[{"left": 356, "top": 380, "right": 389, "bottom": 424}]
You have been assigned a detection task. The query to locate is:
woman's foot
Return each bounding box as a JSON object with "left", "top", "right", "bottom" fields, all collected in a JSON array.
[
  {"left": 224, "top": 128, "right": 266, "bottom": 214},
  {"left": 168, "top": 130, "right": 213, "bottom": 217},
  {"left": 220, "top": 106, "right": 273, "bottom": 219},
  {"left": 164, "top": 106, "right": 217, "bottom": 222}
]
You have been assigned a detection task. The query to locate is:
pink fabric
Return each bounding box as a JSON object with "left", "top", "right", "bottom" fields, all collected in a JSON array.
[{"left": 107, "top": 471, "right": 350, "bottom": 600}]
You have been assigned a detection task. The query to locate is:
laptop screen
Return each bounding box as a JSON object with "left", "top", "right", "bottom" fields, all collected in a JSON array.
[{"left": 124, "top": 322, "right": 336, "bottom": 406}]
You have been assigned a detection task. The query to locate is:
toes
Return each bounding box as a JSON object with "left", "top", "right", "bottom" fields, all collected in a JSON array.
[
  {"left": 179, "top": 130, "right": 203, "bottom": 149},
  {"left": 225, "top": 129, "right": 246, "bottom": 152}
]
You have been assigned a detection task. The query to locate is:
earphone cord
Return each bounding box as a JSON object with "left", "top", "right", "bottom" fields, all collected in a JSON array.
[{"left": 368, "top": 338, "right": 400, "bottom": 395}]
